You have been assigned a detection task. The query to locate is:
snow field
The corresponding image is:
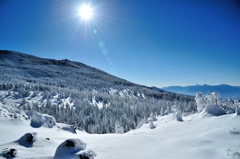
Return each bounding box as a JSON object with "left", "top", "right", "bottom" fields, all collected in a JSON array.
[{"left": 1, "top": 102, "right": 240, "bottom": 159}]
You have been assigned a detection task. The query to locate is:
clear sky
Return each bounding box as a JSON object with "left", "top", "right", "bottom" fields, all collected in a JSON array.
[{"left": 1, "top": 0, "right": 240, "bottom": 87}]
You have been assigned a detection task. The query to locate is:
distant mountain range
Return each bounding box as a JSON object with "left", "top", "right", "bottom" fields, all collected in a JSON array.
[{"left": 161, "top": 84, "right": 240, "bottom": 99}]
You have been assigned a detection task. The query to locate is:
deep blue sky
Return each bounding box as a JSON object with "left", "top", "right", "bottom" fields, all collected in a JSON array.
[{"left": 1, "top": 0, "right": 240, "bottom": 87}]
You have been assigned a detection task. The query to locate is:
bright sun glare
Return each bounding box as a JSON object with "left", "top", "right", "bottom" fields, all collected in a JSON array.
[{"left": 79, "top": 5, "right": 93, "bottom": 20}]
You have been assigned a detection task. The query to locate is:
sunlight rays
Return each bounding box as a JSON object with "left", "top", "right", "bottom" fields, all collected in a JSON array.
[{"left": 38, "top": 0, "right": 125, "bottom": 67}]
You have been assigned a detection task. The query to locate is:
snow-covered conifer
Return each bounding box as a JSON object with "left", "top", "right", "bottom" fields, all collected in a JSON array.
[
  {"left": 115, "top": 121, "right": 124, "bottom": 134},
  {"left": 175, "top": 105, "right": 183, "bottom": 122},
  {"left": 149, "top": 120, "right": 156, "bottom": 129},
  {"left": 195, "top": 92, "right": 206, "bottom": 112}
]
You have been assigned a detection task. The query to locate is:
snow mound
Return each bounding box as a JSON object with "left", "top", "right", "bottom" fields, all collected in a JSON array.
[
  {"left": 53, "top": 139, "right": 87, "bottom": 159},
  {"left": 203, "top": 105, "right": 226, "bottom": 116},
  {"left": 230, "top": 128, "right": 240, "bottom": 135},
  {"left": 16, "top": 132, "right": 37, "bottom": 147},
  {"left": 26, "top": 111, "right": 44, "bottom": 128},
  {"left": 1, "top": 148, "right": 17, "bottom": 158},
  {"left": 232, "top": 152, "right": 240, "bottom": 159},
  {"left": 42, "top": 114, "right": 56, "bottom": 128},
  {"left": 226, "top": 149, "right": 240, "bottom": 159},
  {"left": 57, "top": 123, "right": 77, "bottom": 134},
  {"left": 78, "top": 149, "right": 97, "bottom": 159},
  {"left": 53, "top": 139, "right": 97, "bottom": 159},
  {"left": 26, "top": 110, "right": 56, "bottom": 128},
  {"left": 226, "top": 108, "right": 235, "bottom": 114}
]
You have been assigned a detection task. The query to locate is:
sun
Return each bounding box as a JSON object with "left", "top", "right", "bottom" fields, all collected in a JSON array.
[{"left": 79, "top": 5, "right": 93, "bottom": 20}]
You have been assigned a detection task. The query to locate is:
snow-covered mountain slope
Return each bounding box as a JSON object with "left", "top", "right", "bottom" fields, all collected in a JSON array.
[
  {"left": 0, "top": 50, "right": 195, "bottom": 106},
  {"left": 161, "top": 84, "right": 240, "bottom": 99},
  {"left": 0, "top": 50, "right": 135, "bottom": 89},
  {"left": 0, "top": 50, "right": 196, "bottom": 134},
  {"left": 1, "top": 103, "right": 240, "bottom": 159}
]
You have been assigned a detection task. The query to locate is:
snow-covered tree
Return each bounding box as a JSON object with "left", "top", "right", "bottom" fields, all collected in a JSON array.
[
  {"left": 149, "top": 120, "right": 156, "bottom": 129},
  {"left": 195, "top": 92, "right": 206, "bottom": 112},
  {"left": 2, "top": 79, "right": 197, "bottom": 134},
  {"left": 206, "top": 92, "right": 219, "bottom": 105},
  {"left": 175, "top": 105, "right": 183, "bottom": 121},
  {"left": 115, "top": 121, "right": 124, "bottom": 134}
]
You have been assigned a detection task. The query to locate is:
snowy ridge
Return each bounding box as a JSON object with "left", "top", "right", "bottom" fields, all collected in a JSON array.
[{"left": 0, "top": 50, "right": 139, "bottom": 89}]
